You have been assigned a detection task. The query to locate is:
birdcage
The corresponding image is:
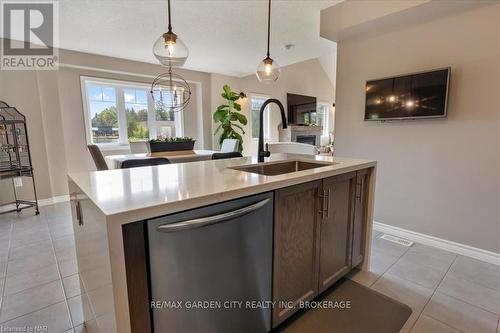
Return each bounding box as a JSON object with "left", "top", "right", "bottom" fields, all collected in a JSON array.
[{"left": 0, "top": 101, "right": 39, "bottom": 215}]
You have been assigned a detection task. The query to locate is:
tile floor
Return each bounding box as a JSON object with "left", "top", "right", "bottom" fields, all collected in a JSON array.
[
  {"left": 349, "top": 230, "right": 500, "bottom": 333},
  {"left": 0, "top": 203, "right": 499, "bottom": 333}
]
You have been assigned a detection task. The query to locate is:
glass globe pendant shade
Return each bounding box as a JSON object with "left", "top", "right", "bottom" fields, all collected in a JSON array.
[
  {"left": 256, "top": 57, "right": 280, "bottom": 83},
  {"left": 153, "top": 31, "right": 189, "bottom": 67}
]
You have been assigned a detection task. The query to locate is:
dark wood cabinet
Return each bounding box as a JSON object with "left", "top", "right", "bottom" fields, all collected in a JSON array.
[
  {"left": 273, "top": 180, "right": 322, "bottom": 327},
  {"left": 272, "top": 168, "right": 372, "bottom": 327},
  {"left": 351, "top": 169, "right": 370, "bottom": 267},
  {"left": 318, "top": 172, "right": 356, "bottom": 293}
]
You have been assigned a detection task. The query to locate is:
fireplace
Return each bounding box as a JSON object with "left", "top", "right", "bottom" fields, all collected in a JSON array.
[
  {"left": 279, "top": 125, "right": 322, "bottom": 147},
  {"left": 296, "top": 135, "right": 316, "bottom": 146}
]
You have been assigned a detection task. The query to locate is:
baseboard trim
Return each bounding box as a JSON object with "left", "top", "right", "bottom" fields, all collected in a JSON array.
[
  {"left": 38, "top": 195, "right": 70, "bottom": 207},
  {"left": 373, "top": 221, "right": 500, "bottom": 266}
]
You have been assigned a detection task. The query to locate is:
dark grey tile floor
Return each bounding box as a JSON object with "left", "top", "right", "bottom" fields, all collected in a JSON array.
[{"left": 0, "top": 203, "right": 499, "bottom": 333}]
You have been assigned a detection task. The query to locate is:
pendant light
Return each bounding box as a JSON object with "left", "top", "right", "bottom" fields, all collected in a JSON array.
[
  {"left": 256, "top": 0, "right": 280, "bottom": 83},
  {"left": 153, "top": 0, "right": 189, "bottom": 67},
  {"left": 151, "top": 69, "right": 192, "bottom": 113}
]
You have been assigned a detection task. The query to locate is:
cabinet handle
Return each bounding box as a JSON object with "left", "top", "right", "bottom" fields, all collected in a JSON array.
[
  {"left": 318, "top": 190, "right": 324, "bottom": 217},
  {"left": 355, "top": 182, "right": 362, "bottom": 200},
  {"left": 156, "top": 198, "right": 270, "bottom": 233},
  {"left": 326, "top": 188, "right": 331, "bottom": 218},
  {"left": 319, "top": 189, "right": 330, "bottom": 219},
  {"left": 76, "top": 201, "right": 83, "bottom": 226}
]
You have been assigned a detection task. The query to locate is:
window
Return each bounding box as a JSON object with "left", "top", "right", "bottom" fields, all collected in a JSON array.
[
  {"left": 87, "top": 84, "right": 118, "bottom": 144},
  {"left": 250, "top": 95, "right": 271, "bottom": 139},
  {"left": 124, "top": 88, "right": 149, "bottom": 141},
  {"left": 317, "top": 102, "right": 330, "bottom": 138},
  {"left": 82, "top": 77, "right": 183, "bottom": 148}
]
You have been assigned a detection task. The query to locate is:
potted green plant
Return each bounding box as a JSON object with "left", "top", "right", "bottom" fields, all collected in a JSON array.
[
  {"left": 213, "top": 84, "right": 247, "bottom": 153},
  {"left": 147, "top": 136, "right": 195, "bottom": 153}
]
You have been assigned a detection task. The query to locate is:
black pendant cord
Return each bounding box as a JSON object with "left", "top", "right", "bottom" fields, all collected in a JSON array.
[
  {"left": 167, "top": 0, "right": 172, "bottom": 32},
  {"left": 266, "top": 0, "right": 271, "bottom": 58}
]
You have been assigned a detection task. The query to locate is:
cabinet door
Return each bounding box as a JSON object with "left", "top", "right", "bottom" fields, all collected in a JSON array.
[
  {"left": 273, "top": 180, "right": 322, "bottom": 327},
  {"left": 352, "top": 168, "right": 370, "bottom": 267},
  {"left": 318, "top": 172, "right": 356, "bottom": 293}
]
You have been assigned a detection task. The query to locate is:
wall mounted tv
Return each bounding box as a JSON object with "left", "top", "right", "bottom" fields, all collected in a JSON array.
[
  {"left": 365, "top": 68, "right": 450, "bottom": 121},
  {"left": 287, "top": 93, "right": 317, "bottom": 125}
]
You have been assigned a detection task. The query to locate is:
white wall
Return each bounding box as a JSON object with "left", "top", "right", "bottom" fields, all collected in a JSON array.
[{"left": 332, "top": 5, "right": 500, "bottom": 252}]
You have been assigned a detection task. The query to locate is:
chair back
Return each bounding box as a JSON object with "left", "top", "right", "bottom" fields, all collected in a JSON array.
[
  {"left": 129, "top": 141, "right": 148, "bottom": 154},
  {"left": 87, "top": 145, "right": 109, "bottom": 170},
  {"left": 220, "top": 139, "right": 239, "bottom": 153},
  {"left": 211, "top": 152, "right": 243, "bottom": 160},
  {"left": 121, "top": 158, "right": 170, "bottom": 169},
  {"left": 267, "top": 142, "right": 318, "bottom": 155}
]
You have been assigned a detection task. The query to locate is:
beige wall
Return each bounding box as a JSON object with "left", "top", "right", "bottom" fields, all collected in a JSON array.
[
  {"left": 332, "top": 5, "right": 500, "bottom": 252},
  {"left": 0, "top": 71, "right": 53, "bottom": 202},
  {"left": 211, "top": 59, "right": 335, "bottom": 155}
]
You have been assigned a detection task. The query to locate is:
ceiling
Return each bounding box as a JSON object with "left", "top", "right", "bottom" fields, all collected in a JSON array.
[{"left": 57, "top": 0, "right": 340, "bottom": 77}]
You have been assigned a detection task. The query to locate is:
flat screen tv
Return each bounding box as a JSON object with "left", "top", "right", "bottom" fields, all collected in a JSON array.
[
  {"left": 287, "top": 93, "right": 317, "bottom": 125},
  {"left": 365, "top": 68, "right": 450, "bottom": 121}
]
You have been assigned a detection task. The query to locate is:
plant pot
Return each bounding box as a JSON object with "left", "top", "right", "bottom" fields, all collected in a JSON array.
[{"left": 147, "top": 140, "right": 195, "bottom": 153}]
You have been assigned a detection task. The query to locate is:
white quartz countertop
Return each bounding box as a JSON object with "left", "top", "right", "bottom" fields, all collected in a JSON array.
[{"left": 68, "top": 154, "right": 376, "bottom": 224}]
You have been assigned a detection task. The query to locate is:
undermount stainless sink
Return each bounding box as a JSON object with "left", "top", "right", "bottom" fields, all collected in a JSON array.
[{"left": 230, "top": 160, "right": 336, "bottom": 176}]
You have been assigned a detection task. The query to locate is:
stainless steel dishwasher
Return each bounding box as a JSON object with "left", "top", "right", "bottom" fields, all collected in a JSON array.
[{"left": 147, "top": 192, "right": 273, "bottom": 333}]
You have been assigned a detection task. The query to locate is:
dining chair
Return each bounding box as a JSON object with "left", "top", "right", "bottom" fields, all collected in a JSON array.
[
  {"left": 121, "top": 158, "right": 171, "bottom": 169},
  {"left": 220, "top": 139, "right": 239, "bottom": 153},
  {"left": 267, "top": 142, "right": 318, "bottom": 155},
  {"left": 211, "top": 152, "right": 243, "bottom": 160},
  {"left": 87, "top": 145, "right": 109, "bottom": 171}
]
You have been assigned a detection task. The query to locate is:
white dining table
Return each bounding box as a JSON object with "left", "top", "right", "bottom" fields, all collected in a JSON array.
[{"left": 104, "top": 150, "right": 219, "bottom": 169}]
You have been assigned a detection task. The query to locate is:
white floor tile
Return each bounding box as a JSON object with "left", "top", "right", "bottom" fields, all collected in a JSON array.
[
  {"left": 0, "top": 280, "right": 66, "bottom": 323},
  {"left": 370, "top": 249, "right": 401, "bottom": 275},
  {"left": 386, "top": 257, "right": 447, "bottom": 289},
  {"left": 8, "top": 240, "right": 54, "bottom": 261},
  {"left": 4, "top": 264, "right": 60, "bottom": 296},
  {"left": 400, "top": 243, "right": 457, "bottom": 272},
  {"left": 0, "top": 260, "right": 7, "bottom": 279},
  {"left": 410, "top": 314, "right": 462, "bottom": 333},
  {"left": 438, "top": 273, "right": 500, "bottom": 315},
  {"left": 0, "top": 301, "right": 72, "bottom": 333},
  {"left": 63, "top": 274, "right": 85, "bottom": 298},
  {"left": 59, "top": 259, "right": 79, "bottom": 278},
  {"left": 423, "top": 292, "right": 498, "bottom": 333},
  {"left": 371, "top": 272, "right": 434, "bottom": 312},
  {"left": 6, "top": 251, "right": 56, "bottom": 277},
  {"left": 449, "top": 255, "right": 500, "bottom": 291}
]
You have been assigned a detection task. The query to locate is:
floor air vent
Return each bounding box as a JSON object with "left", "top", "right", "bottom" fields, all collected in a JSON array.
[{"left": 380, "top": 234, "right": 414, "bottom": 247}]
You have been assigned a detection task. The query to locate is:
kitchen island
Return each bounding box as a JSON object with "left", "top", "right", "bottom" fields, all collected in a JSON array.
[{"left": 67, "top": 153, "right": 376, "bottom": 333}]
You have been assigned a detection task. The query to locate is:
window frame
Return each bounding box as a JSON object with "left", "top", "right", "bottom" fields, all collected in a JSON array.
[
  {"left": 317, "top": 101, "right": 331, "bottom": 139},
  {"left": 249, "top": 93, "right": 272, "bottom": 140},
  {"left": 80, "top": 76, "right": 184, "bottom": 150}
]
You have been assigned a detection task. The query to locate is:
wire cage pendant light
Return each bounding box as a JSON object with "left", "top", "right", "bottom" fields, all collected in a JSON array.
[
  {"left": 153, "top": 0, "right": 189, "bottom": 67},
  {"left": 256, "top": 0, "right": 280, "bottom": 83},
  {"left": 150, "top": 69, "right": 192, "bottom": 114}
]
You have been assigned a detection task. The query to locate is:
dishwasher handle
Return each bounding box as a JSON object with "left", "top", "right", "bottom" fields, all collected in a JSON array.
[{"left": 156, "top": 198, "right": 271, "bottom": 233}]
